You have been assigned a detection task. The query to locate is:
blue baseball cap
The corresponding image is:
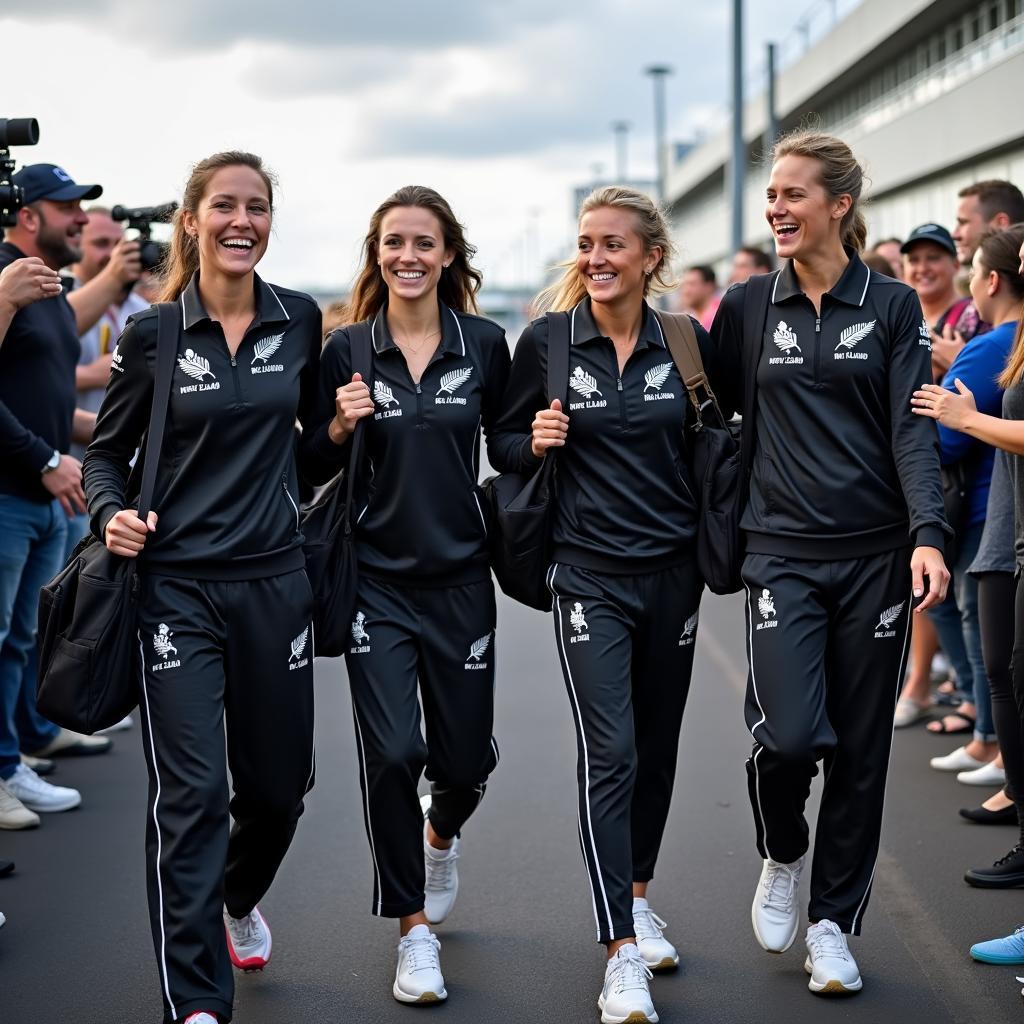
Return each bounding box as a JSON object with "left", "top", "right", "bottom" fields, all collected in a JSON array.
[
  {"left": 900, "top": 223, "right": 957, "bottom": 258},
  {"left": 12, "top": 163, "right": 102, "bottom": 205}
]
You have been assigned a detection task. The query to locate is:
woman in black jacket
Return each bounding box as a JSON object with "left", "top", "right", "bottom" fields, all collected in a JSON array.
[
  {"left": 491, "top": 185, "right": 720, "bottom": 1024},
  {"left": 301, "top": 186, "right": 510, "bottom": 1007},
  {"left": 83, "top": 151, "right": 322, "bottom": 1024},
  {"left": 711, "top": 131, "right": 950, "bottom": 997}
]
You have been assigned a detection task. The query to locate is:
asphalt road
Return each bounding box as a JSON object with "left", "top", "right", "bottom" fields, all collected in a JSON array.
[{"left": 2, "top": 589, "right": 1022, "bottom": 1023}]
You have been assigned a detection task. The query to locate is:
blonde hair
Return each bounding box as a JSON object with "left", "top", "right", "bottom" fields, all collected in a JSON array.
[
  {"left": 533, "top": 186, "right": 676, "bottom": 314},
  {"left": 772, "top": 130, "right": 868, "bottom": 252},
  {"left": 159, "top": 151, "right": 276, "bottom": 302}
]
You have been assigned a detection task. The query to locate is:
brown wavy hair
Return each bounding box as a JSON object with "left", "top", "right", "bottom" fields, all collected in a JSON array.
[
  {"left": 982, "top": 223, "right": 1024, "bottom": 387},
  {"left": 159, "top": 151, "right": 276, "bottom": 302},
  {"left": 344, "top": 186, "right": 482, "bottom": 324}
]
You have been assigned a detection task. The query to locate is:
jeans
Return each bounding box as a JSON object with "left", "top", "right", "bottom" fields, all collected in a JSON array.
[
  {"left": 62, "top": 511, "right": 91, "bottom": 563},
  {"left": 0, "top": 495, "right": 66, "bottom": 779}
]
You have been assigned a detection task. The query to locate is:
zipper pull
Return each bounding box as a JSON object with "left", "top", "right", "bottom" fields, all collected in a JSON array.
[
  {"left": 416, "top": 383, "right": 422, "bottom": 394},
  {"left": 230, "top": 357, "right": 237, "bottom": 367},
  {"left": 815, "top": 317, "right": 821, "bottom": 334},
  {"left": 617, "top": 377, "right": 623, "bottom": 391}
]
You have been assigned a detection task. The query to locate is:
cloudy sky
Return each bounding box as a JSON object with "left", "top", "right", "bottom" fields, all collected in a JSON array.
[{"left": 3, "top": 1, "right": 822, "bottom": 293}]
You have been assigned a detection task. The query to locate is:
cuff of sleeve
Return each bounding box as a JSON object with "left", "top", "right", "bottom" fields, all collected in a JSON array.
[
  {"left": 94, "top": 502, "right": 121, "bottom": 542},
  {"left": 914, "top": 526, "right": 946, "bottom": 554},
  {"left": 27, "top": 437, "right": 54, "bottom": 473},
  {"left": 311, "top": 421, "right": 348, "bottom": 461},
  {"left": 519, "top": 436, "right": 544, "bottom": 471}
]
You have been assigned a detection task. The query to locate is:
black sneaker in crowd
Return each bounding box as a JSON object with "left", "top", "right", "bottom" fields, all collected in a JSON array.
[{"left": 965, "top": 845, "right": 1024, "bottom": 888}]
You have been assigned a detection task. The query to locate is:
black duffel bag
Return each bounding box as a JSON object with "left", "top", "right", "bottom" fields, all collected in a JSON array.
[
  {"left": 483, "top": 311, "right": 570, "bottom": 612},
  {"left": 37, "top": 302, "right": 179, "bottom": 733},
  {"left": 301, "top": 322, "right": 372, "bottom": 657}
]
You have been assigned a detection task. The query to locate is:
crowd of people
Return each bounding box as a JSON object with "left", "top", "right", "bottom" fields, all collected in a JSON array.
[{"left": 0, "top": 132, "right": 1023, "bottom": 1024}]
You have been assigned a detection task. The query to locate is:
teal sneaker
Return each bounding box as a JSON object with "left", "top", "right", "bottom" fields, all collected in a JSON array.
[{"left": 970, "top": 927, "right": 1024, "bottom": 964}]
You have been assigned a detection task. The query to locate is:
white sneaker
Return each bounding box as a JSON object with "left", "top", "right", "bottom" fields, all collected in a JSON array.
[
  {"left": 0, "top": 779, "right": 40, "bottom": 829},
  {"left": 930, "top": 746, "right": 989, "bottom": 772},
  {"left": 224, "top": 905, "right": 272, "bottom": 971},
  {"left": 957, "top": 762, "right": 1007, "bottom": 786},
  {"left": 183, "top": 1014, "right": 218, "bottom": 1024},
  {"left": 420, "top": 795, "right": 460, "bottom": 925},
  {"left": 4, "top": 764, "right": 80, "bottom": 813},
  {"left": 632, "top": 898, "right": 678, "bottom": 970},
  {"left": 804, "top": 919, "right": 863, "bottom": 994},
  {"left": 97, "top": 714, "right": 134, "bottom": 735},
  {"left": 752, "top": 856, "right": 804, "bottom": 953},
  {"left": 599, "top": 943, "right": 658, "bottom": 1024},
  {"left": 27, "top": 727, "right": 111, "bottom": 758},
  {"left": 393, "top": 923, "right": 447, "bottom": 1004},
  {"left": 0, "top": 911, "right": 6, "bottom": 929}
]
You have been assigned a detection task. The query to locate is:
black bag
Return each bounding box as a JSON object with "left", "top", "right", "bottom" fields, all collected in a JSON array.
[
  {"left": 656, "top": 311, "right": 744, "bottom": 595},
  {"left": 941, "top": 458, "right": 972, "bottom": 566},
  {"left": 301, "top": 322, "right": 373, "bottom": 657},
  {"left": 36, "top": 302, "right": 180, "bottom": 734},
  {"left": 483, "top": 312, "right": 570, "bottom": 612}
]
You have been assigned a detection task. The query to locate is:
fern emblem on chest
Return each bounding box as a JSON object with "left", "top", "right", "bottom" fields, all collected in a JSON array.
[
  {"left": 437, "top": 366, "right": 473, "bottom": 396},
  {"left": 177, "top": 349, "right": 215, "bottom": 381},
  {"left": 374, "top": 381, "right": 397, "bottom": 408},
  {"left": 252, "top": 333, "right": 284, "bottom": 364},
  {"left": 835, "top": 320, "right": 877, "bottom": 351},
  {"left": 644, "top": 362, "right": 673, "bottom": 392},
  {"left": 569, "top": 366, "right": 603, "bottom": 398}
]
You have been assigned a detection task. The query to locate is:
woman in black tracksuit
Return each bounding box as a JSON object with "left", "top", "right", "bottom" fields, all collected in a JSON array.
[
  {"left": 300, "top": 186, "right": 510, "bottom": 1007},
  {"left": 491, "top": 186, "right": 720, "bottom": 1024},
  {"left": 711, "top": 131, "right": 950, "bottom": 997},
  {"left": 83, "top": 152, "right": 321, "bottom": 1024}
]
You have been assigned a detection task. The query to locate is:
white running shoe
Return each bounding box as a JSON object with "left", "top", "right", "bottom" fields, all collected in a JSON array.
[
  {"left": 4, "top": 764, "right": 80, "bottom": 813},
  {"left": 97, "top": 714, "right": 134, "bottom": 735},
  {"left": 0, "top": 779, "right": 40, "bottom": 830},
  {"left": 224, "top": 905, "right": 272, "bottom": 971},
  {"left": 0, "top": 911, "right": 6, "bottom": 929},
  {"left": 393, "top": 923, "right": 447, "bottom": 1004},
  {"left": 752, "top": 856, "right": 804, "bottom": 953},
  {"left": 183, "top": 1014, "right": 218, "bottom": 1024},
  {"left": 632, "top": 898, "right": 678, "bottom": 971},
  {"left": 804, "top": 919, "right": 863, "bottom": 994},
  {"left": 420, "top": 793, "right": 460, "bottom": 925},
  {"left": 599, "top": 943, "right": 658, "bottom": 1024}
]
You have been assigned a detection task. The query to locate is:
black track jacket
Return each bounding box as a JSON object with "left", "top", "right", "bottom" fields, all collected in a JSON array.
[
  {"left": 83, "top": 273, "right": 323, "bottom": 580},
  {"left": 711, "top": 250, "right": 948, "bottom": 559},
  {"left": 301, "top": 303, "right": 511, "bottom": 587},
  {"left": 490, "top": 299, "right": 719, "bottom": 574}
]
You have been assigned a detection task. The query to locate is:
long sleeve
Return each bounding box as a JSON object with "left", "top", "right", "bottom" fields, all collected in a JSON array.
[
  {"left": 489, "top": 322, "right": 547, "bottom": 474},
  {"left": 82, "top": 318, "right": 153, "bottom": 539},
  {"left": 938, "top": 332, "right": 1007, "bottom": 465},
  {"left": 297, "top": 327, "right": 353, "bottom": 486},
  {"left": 480, "top": 327, "right": 512, "bottom": 472},
  {"left": 708, "top": 284, "right": 745, "bottom": 421},
  {"left": 887, "top": 289, "right": 950, "bottom": 551}
]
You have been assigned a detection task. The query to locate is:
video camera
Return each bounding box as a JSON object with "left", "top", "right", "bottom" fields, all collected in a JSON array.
[
  {"left": 0, "top": 118, "right": 40, "bottom": 228},
  {"left": 111, "top": 202, "right": 177, "bottom": 273}
]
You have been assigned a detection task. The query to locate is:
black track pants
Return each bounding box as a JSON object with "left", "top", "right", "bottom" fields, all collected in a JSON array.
[
  {"left": 547, "top": 560, "right": 702, "bottom": 944},
  {"left": 345, "top": 575, "right": 498, "bottom": 919},
  {"left": 742, "top": 551, "right": 912, "bottom": 935},
  {"left": 136, "top": 570, "right": 315, "bottom": 1024}
]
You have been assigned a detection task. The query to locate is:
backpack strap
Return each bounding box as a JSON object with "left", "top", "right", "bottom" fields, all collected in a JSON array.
[
  {"left": 136, "top": 301, "right": 181, "bottom": 521},
  {"left": 545, "top": 310, "right": 571, "bottom": 407},
  {"left": 341, "top": 321, "right": 374, "bottom": 534},
  {"left": 655, "top": 311, "right": 722, "bottom": 428}
]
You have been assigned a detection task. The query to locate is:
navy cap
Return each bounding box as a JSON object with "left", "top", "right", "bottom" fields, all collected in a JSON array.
[
  {"left": 11, "top": 164, "right": 102, "bottom": 205},
  {"left": 900, "top": 223, "right": 957, "bottom": 258}
]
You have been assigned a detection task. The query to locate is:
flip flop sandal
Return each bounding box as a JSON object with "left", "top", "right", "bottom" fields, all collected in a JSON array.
[{"left": 926, "top": 711, "right": 976, "bottom": 734}]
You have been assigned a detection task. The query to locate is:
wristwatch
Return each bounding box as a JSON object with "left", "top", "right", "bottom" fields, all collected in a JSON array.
[{"left": 41, "top": 450, "right": 60, "bottom": 474}]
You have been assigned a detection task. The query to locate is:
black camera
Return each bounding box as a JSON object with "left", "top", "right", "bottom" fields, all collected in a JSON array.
[
  {"left": 111, "top": 202, "right": 177, "bottom": 273},
  {"left": 0, "top": 118, "right": 40, "bottom": 228}
]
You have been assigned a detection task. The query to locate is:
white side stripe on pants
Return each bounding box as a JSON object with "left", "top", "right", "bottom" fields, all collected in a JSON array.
[
  {"left": 743, "top": 584, "right": 774, "bottom": 863},
  {"left": 547, "top": 564, "right": 615, "bottom": 941},
  {"left": 350, "top": 701, "right": 383, "bottom": 916},
  {"left": 138, "top": 632, "right": 177, "bottom": 1021}
]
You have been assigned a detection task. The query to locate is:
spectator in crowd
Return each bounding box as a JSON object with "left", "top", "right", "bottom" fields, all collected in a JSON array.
[
  {"left": 321, "top": 298, "right": 348, "bottom": 339},
  {"left": 679, "top": 263, "right": 719, "bottom": 331},
  {"left": 729, "top": 245, "right": 773, "bottom": 285},
  {"left": 0, "top": 163, "right": 128, "bottom": 831},
  {"left": 871, "top": 237, "right": 904, "bottom": 280},
  {"left": 863, "top": 250, "right": 896, "bottom": 278}
]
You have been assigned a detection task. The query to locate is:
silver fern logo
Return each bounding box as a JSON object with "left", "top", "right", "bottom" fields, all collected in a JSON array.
[
  {"left": 350, "top": 612, "right": 371, "bottom": 653},
  {"left": 436, "top": 367, "right": 473, "bottom": 395},
  {"left": 918, "top": 318, "right": 932, "bottom": 349},
  {"left": 569, "top": 366, "right": 603, "bottom": 398},
  {"left": 252, "top": 333, "right": 284, "bottom": 363},
  {"left": 288, "top": 626, "right": 310, "bottom": 669},
  {"left": 465, "top": 632, "right": 491, "bottom": 670},
  {"left": 177, "top": 349, "right": 216, "bottom": 381},
  {"left": 756, "top": 589, "right": 779, "bottom": 631},
  {"left": 568, "top": 602, "right": 590, "bottom": 644},
  {"left": 373, "top": 381, "right": 397, "bottom": 407},
  {"left": 151, "top": 624, "right": 181, "bottom": 672},
  {"left": 874, "top": 601, "right": 906, "bottom": 638},
  {"left": 835, "top": 320, "right": 876, "bottom": 360},
  {"left": 772, "top": 321, "right": 801, "bottom": 354},
  {"left": 644, "top": 363, "right": 673, "bottom": 391},
  {"left": 679, "top": 611, "right": 698, "bottom": 646}
]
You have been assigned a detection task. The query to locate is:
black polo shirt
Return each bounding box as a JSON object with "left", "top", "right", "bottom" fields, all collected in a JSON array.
[
  {"left": 0, "top": 242, "right": 79, "bottom": 503},
  {"left": 302, "top": 302, "right": 511, "bottom": 587},
  {"left": 492, "top": 298, "right": 720, "bottom": 573},
  {"left": 83, "top": 272, "right": 322, "bottom": 580},
  {"left": 712, "top": 249, "right": 948, "bottom": 559}
]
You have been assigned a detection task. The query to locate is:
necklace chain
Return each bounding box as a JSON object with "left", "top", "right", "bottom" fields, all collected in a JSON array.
[{"left": 393, "top": 327, "right": 441, "bottom": 354}]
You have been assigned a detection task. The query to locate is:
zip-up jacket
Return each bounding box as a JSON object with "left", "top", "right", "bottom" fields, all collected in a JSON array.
[
  {"left": 83, "top": 273, "right": 322, "bottom": 580},
  {"left": 300, "top": 303, "right": 511, "bottom": 587},
  {"left": 711, "top": 250, "right": 949, "bottom": 559},
  {"left": 490, "top": 299, "right": 719, "bottom": 573}
]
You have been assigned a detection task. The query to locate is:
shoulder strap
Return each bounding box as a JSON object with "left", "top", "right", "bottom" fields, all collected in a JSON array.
[
  {"left": 545, "top": 311, "right": 571, "bottom": 407},
  {"left": 738, "top": 271, "right": 777, "bottom": 473},
  {"left": 342, "top": 322, "right": 374, "bottom": 532},
  {"left": 137, "top": 302, "right": 181, "bottom": 520},
  {"left": 655, "top": 311, "right": 721, "bottom": 427}
]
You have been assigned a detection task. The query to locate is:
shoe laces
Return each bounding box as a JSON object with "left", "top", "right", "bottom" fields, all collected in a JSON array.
[
  {"left": 399, "top": 930, "right": 441, "bottom": 975},
  {"left": 807, "top": 920, "right": 850, "bottom": 962},
  {"left": 607, "top": 945, "right": 653, "bottom": 995},
  {"left": 994, "top": 844, "right": 1024, "bottom": 867},
  {"left": 226, "top": 909, "right": 261, "bottom": 946},
  {"left": 761, "top": 861, "right": 798, "bottom": 913},
  {"left": 633, "top": 906, "right": 668, "bottom": 942},
  {"left": 424, "top": 846, "right": 458, "bottom": 892},
  {"left": 11, "top": 765, "right": 46, "bottom": 794}
]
